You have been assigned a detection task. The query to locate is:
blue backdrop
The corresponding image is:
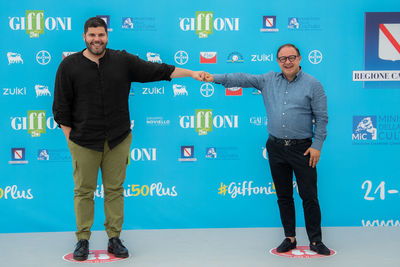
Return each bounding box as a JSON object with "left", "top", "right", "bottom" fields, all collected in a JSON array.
[{"left": 1, "top": 0, "right": 399, "bottom": 233}]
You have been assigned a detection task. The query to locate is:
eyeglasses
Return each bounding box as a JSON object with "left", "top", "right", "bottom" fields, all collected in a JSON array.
[{"left": 278, "top": 55, "right": 298, "bottom": 63}]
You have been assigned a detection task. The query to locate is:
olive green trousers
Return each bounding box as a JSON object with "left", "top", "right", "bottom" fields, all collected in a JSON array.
[{"left": 67, "top": 133, "right": 132, "bottom": 241}]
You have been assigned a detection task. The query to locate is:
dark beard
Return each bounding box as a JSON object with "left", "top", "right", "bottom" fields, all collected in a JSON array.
[{"left": 85, "top": 40, "right": 107, "bottom": 56}]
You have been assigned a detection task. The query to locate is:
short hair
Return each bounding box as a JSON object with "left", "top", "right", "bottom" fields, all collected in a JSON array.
[
  {"left": 84, "top": 17, "right": 107, "bottom": 34},
  {"left": 276, "top": 44, "right": 300, "bottom": 58}
]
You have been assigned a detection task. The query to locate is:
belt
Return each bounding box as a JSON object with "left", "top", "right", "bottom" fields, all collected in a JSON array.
[{"left": 269, "top": 135, "right": 312, "bottom": 146}]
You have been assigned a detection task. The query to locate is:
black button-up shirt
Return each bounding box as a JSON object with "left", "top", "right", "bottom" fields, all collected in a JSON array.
[{"left": 53, "top": 49, "right": 175, "bottom": 151}]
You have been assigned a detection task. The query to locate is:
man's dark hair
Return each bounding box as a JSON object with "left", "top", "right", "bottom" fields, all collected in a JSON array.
[
  {"left": 84, "top": 17, "right": 107, "bottom": 34},
  {"left": 276, "top": 43, "right": 300, "bottom": 58}
]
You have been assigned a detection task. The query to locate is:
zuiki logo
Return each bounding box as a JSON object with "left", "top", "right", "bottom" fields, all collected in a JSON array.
[
  {"left": 178, "top": 146, "right": 197, "bottom": 162},
  {"left": 226, "top": 52, "right": 244, "bottom": 63},
  {"left": 179, "top": 11, "right": 239, "bottom": 38},
  {"left": 179, "top": 109, "right": 239, "bottom": 135},
  {"left": 142, "top": 86, "right": 164, "bottom": 95},
  {"left": 34, "top": 85, "right": 51, "bottom": 97},
  {"left": 352, "top": 115, "right": 400, "bottom": 144},
  {"left": 173, "top": 84, "right": 188, "bottom": 96},
  {"left": 352, "top": 116, "right": 377, "bottom": 140},
  {"left": 11, "top": 111, "right": 57, "bottom": 137},
  {"left": 130, "top": 148, "right": 157, "bottom": 161},
  {"left": 7, "top": 52, "right": 23, "bottom": 64},
  {"left": 3, "top": 87, "right": 26, "bottom": 96},
  {"left": 9, "top": 11, "right": 72, "bottom": 38},
  {"left": 9, "top": 148, "right": 28, "bottom": 164},
  {"left": 147, "top": 52, "right": 162, "bottom": 63},
  {"left": 251, "top": 53, "right": 274, "bottom": 62}
]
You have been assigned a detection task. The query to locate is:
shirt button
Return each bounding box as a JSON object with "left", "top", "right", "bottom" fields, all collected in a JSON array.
[
  {"left": 282, "top": 125, "right": 286, "bottom": 127},
  {"left": 284, "top": 102, "right": 287, "bottom": 104},
  {"left": 285, "top": 135, "right": 288, "bottom": 138},
  {"left": 282, "top": 113, "right": 285, "bottom": 115},
  {"left": 285, "top": 91, "right": 288, "bottom": 94}
]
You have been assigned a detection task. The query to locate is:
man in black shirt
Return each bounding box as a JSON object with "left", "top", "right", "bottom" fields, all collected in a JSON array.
[{"left": 53, "top": 17, "right": 206, "bottom": 261}]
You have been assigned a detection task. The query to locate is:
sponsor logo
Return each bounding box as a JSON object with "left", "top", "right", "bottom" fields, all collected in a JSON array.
[
  {"left": 174, "top": 50, "right": 189, "bottom": 65},
  {"left": 173, "top": 84, "right": 188, "bottom": 96},
  {"left": 122, "top": 17, "right": 156, "bottom": 31},
  {"left": 7, "top": 52, "right": 23, "bottom": 64},
  {"left": 353, "top": 12, "right": 400, "bottom": 87},
  {"left": 34, "top": 85, "right": 51, "bottom": 97},
  {"left": 62, "top": 51, "right": 76, "bottom": 59},
  {"left": 96, "top": 15, "right": 113, "bottom": 31},
  {"left": 122, "top": 17, "right": 133, "bottom": 29},
  {"left": 226, "top": 52, "right": 244, "bottom": 63},
  {"left": 179, "top": 145, "right": 197, "bottom": 161},
  {"left": 200, "top": 52, "right": 217, "bottom": 64},
  {"left": 3, "top": 87, "right": 26, "bottom": 96},
  {"left": 252, "top": 89, "right": 261, "bottom": 95},
  {"left": 37, "top": 149, "right": 71, "bottom": 162},
  {"left": 200, "top": 83, "right": 214, "bottom": 97},
  {"left": 352, "top": 115, "right": 400, "bottom": 144},
  {"left": 11, "top": 111, "right": 58, "bottom": 137},
  {"left": 250, "top": 116, "right": 267, "bottom": 126},
  {"left": 262, "top": 147, "right": 268, "bottom": 160},
  {"left": 179, "top": 11, "right": 239, "bottom": 38},
  {"left": 130, "top": 148, "right": 157, "bottom": 161},
  {"left": 361, "top": 219, "right": 400, "bottom": 227},
  {"left": 179, "top": 110, "right": 239, "bottom": 135},
  {"left": 352, "top": 116, "right": 377, "bottom": 140},
  {"left": 270, "top": 246, "right": 335, "bottom": 258},
  {"left": 0, "top": 185, "right": 33, "bottom": 199},
  {"left": 9, "top": 148, "right": 28, "bottom": 164},
  {"left": 206, "top": 146, "right": 239, "bottom": 160},
  {"left": 9, "top": 11, "right": 72, "bottom": 38},
  {"left": 146, "top": 117, "right": 170, "bottom": 126},
  {"left": 308, "top": 50, "right": 322, "bottom": 64},
  {"left": 288, "top": 17, "right": 322, "bottom": 31},
  {"left": 63, "top": 250, "right": 128, "bottom": 263},
  {"left": 142, "top": 86, "right": 164, "bottom": 95},
  {"left": 36, "top": 50, "right": 51, "bottom": 65},
  {"left": 147, "top": 52, "right": 162, "bottom": 63},
  {"left": 37, "top": 149, "right": 49, "bottom": 160},
  {"left": 226, "top": 87, "right": 242, "bottom": 96},
  {"left": 251, "top": 53, "right": 273, "bottom": 62},
  {"left": 260, "top": 16, "right": 279, "bottom": 32}
]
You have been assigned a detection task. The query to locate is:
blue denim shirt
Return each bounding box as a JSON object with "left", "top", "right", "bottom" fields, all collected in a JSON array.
[{"left": 214, "top": 70, "right": 328, "bottom": 150}]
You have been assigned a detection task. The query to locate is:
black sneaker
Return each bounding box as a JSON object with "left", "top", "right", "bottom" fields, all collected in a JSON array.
[
  {"left": 310, "top": 241, "right": 331, "bottom": 255},
  {"left": 73, "top": 239, "right": 89, "bottom": 261},
  {"left": 276, "top": 238, "right": 297, "bottom": 253},
  {"left": 108, "top": 237, "right": 129, "bottom": 258}
]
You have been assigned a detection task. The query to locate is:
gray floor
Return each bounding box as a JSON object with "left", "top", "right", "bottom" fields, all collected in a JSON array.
[{"left": 0, "top": 227, "right": 399, "bottom": 267}]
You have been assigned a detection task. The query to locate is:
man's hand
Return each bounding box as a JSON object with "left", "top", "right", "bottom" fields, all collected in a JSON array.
[
  {"left": 203, "top": 73, "right": 214, "bottom": 82},
  {"left": 60, "top": 125, "right": 71, "bottom": 141},
  {"left": 191, "top": 71, "right": 206, "bottom": 81},
  {"left": 304, "top": 147, "right": 321, "bottom": 168}
]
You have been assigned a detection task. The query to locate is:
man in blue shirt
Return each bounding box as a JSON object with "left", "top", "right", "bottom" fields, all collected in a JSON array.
[{"left": 204, "top": 44, "right": 330, "bottom": 255}]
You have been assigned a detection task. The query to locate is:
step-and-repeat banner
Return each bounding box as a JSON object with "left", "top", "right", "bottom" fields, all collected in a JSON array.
[{"left": 1, "top": 0, "right": 399, "bottom": 233}]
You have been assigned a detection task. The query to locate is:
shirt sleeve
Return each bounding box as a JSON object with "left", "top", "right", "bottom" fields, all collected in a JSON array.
[
  {"left": 213, "top": 73, "right": 265, "bottom": 90},
  {"left": 125, "top": 51, "right": 176, "bottom": 82},
  {"left": 310, "top": 81, "right": 328, "bottom": 150},
  {"left": 52, "top": 61, "right": 73, "bottom": 127}
]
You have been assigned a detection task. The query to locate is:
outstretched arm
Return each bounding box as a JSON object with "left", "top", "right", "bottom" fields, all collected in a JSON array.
[
  {"left": 204, "top": 72, "right": 264, "bottom": 90},
  {"left": 170, "top": 67, "right": 206, "bottom": 81}
]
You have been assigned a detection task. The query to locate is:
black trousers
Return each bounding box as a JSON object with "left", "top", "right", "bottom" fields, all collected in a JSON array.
[{"left": 266, "top": 136, "right": 322, "bottom": 243}]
